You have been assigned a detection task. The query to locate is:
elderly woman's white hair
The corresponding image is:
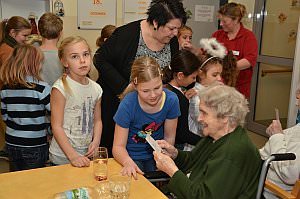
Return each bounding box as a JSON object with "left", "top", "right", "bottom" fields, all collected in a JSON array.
[{"left": 199, "top": 84, "right": 249, "bottom": 127}]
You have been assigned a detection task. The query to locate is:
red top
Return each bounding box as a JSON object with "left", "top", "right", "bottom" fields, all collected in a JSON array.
[{"left": 212, "top": 23, "right": 258, "bottom": 99}]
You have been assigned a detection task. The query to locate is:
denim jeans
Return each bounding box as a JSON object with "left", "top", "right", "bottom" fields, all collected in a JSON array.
[
  {"left": 134, "top": 158, "right": 156, "bottom": 172},
  {"left": 7, "top": 144, "right": 48, "bottom": 171}
]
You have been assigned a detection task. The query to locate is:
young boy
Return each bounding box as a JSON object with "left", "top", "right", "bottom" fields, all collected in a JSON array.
[{"left": 38, "top": 12, "right": 63, "bottom": 86}]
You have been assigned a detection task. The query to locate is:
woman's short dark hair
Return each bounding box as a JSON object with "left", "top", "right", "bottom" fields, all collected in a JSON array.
[{"left": 147, "top": 0, "right": 187, "bottom": 28}]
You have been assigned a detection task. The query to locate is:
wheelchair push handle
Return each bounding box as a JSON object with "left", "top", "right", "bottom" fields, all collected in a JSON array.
[{"left": 271, "top": 153, "right": 296, "bottom": 161}]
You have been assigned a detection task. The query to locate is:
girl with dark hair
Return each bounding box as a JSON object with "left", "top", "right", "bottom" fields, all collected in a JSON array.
[
  {"left": 163, "top": 50, "right": 201, "bottom": 149},
  {"left": 186, "top": 38, "right": 237, "bottom": 151}
]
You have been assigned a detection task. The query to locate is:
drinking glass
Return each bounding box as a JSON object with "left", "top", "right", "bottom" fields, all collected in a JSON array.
[
  {"left": 93, "top": 147, "right": 108, "bottom": 181},
  {"left": 95, "top": 181, "right": 111, "bottom": 199},
  {"left": 109, "top": 174, "right": 131, "bottom": 199}
]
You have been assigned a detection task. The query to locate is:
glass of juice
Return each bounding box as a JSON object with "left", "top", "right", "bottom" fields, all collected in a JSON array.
[{"left": 93, "top": 147, "right": 108, "bottom": 181}]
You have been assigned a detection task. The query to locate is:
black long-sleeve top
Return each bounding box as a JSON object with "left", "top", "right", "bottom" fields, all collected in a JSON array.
[{"left": 165, "top": 84, "right": 201, "bottom": 145}]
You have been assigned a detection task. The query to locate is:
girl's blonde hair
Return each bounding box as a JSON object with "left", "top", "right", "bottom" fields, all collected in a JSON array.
[
  {"left": 119, "top": 56, "right": 162, "bottom": 100},
  {"left": 58, "top": 36, "right": 91, "bottom": 95},
  {"left": 0, "top": 44, "right": 43, "bottom": 88}
]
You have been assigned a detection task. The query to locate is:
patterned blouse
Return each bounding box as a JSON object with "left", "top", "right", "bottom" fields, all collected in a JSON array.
[{"left": 135, "top": 31, "right": 171, "bottom": 69}]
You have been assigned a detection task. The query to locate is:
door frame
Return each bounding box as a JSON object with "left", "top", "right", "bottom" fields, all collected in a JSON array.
[{"left": 247, "top": 0, "right": 297, "bottom": 136}]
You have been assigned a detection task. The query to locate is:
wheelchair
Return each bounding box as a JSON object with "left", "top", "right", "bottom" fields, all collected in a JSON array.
[{"left": 144, "top": 153, "right": 298, "bottom": 199}]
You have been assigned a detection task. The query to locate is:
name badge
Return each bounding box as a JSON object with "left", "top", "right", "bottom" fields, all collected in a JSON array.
[{"left": 232, "top": 50, "right": 240, "bottom": 56}]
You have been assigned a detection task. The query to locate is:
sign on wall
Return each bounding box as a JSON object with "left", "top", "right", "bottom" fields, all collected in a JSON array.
[
  {"left": 183, "top": 0, "right": 219, "bottom": 47},
  {"left": 77, "top": 0, "right": 116, "bottom": 29},
  {"left": 0, "top": 0, "right": 49, "bottom": 20},
  {"left": 123, "top": 0, "right": 151, "bottom": 24}
]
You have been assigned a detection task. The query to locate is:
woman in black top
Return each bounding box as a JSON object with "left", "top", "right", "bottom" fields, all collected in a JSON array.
[{"left": 93, "top": 0, "right": 187, "bottom": 157}]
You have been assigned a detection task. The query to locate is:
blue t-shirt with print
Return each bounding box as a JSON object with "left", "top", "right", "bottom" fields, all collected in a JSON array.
[{"left": 113, "top": 88, "right": 180, "bottom": 161}]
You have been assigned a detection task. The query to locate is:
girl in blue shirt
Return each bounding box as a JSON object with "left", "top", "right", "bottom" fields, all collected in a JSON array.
[{"left": 113, "top": 56, "right": 180, "bottom": 179}]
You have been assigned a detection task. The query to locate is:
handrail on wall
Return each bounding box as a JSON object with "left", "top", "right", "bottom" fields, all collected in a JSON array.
[{"left": 261, "top": 69, "right": 292, "bottom": 77}]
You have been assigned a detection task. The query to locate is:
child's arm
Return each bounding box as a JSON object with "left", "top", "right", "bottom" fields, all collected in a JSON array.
[
  {"left": 164, "top": 118, "right": 178, "bottom": 145},
  {"left": 51, "top": 88, "right": 90, "bottom": 167},
  {"left": 85, "top": 98, "right": 102, "bottom": 158},
  {"left": 112, "top": 124, "right": 144, "bottom": 180}
]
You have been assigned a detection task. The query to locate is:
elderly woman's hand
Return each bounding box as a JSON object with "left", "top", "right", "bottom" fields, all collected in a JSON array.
[
  {"left": 153, "top": 151, "right": 179, "bottom": 177},
  {"left": 157, "top": 140, "right": 178, "bottom": 159},
  {"left": 266, "top": 120, "right": 283, "bottom": 136}
]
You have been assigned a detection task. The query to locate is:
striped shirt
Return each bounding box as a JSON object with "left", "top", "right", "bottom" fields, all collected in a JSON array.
[{"left": 0, "top": 76, "right": 51, "bottom": 147}]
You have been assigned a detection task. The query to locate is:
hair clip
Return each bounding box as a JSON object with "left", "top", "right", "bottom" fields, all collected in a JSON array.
[
  {"left": 133, "top": 77, "right": 138, "bottom": 85},
  {"left": 200, "top": 56, "right": 217, "bottom": 69}
]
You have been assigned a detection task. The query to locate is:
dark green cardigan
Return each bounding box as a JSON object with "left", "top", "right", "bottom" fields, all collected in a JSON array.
[{"left": 167, "top": 126, "right": 261, "bottom": 199}]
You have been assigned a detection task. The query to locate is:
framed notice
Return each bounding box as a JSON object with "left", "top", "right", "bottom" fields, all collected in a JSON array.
[
  {"left": 77, "top": 0, "right": 116, "bottom": 30},
  {"left": 123, "top": 0, "right": 151, "bottom": 24}
]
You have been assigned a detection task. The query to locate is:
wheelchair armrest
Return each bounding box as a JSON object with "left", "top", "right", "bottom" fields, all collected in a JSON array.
[{"left": 265, "top": 180, "right": 296, "bottom": 199}]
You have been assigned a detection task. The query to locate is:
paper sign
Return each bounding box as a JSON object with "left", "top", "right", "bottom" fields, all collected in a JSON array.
[{"left": 194, "top": 5, "right": 214, "bottom": 22}]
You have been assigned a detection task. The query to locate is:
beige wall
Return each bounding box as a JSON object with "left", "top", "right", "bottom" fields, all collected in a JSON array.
[
  {"left": 62, "top": 0, "right": 257, "bottom": 51},
  {"left": 61, "top": 0, "right": 123, "bottom": 52}
]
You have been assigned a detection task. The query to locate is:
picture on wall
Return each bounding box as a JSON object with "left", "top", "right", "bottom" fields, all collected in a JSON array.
[{"left": 77, "top": 0, "right": 116, "bottom": 29}]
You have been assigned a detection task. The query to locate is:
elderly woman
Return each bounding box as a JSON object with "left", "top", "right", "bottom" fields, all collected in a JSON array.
[
  {"left": 154, "top": 84, "right": 261, "bottom": 198},
  {"left": 94, "top": 0, "right": 187, "bottom": 157}
]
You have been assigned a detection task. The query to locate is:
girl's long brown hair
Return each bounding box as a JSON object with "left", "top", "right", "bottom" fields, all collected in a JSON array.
[
  {"left": 96, "top": 25, "right": 116, "bottom": 47},
  {"left": 222, "top": 51, "right": 238, "bottom": 87}
]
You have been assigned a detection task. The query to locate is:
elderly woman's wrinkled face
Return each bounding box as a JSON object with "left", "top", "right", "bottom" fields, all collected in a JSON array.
[
  {"left": 156, "top": 19, "right": 182, "bottom": 44},
  {"left": 198, "top": 101, "right": 227, "bottom": 140}
]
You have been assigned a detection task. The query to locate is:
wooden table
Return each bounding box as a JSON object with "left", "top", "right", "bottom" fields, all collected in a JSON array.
[{"left": 0, "top": 159, "right": 167, "bottom": 199}]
